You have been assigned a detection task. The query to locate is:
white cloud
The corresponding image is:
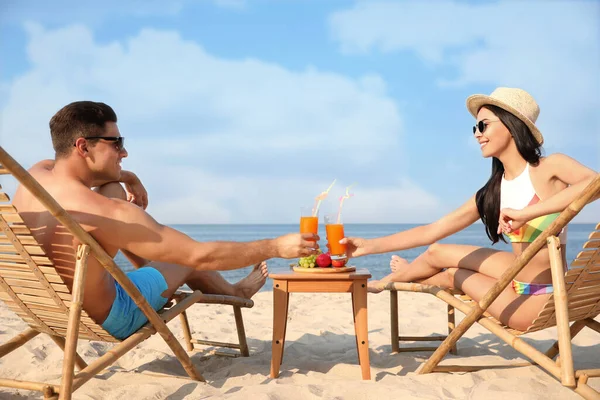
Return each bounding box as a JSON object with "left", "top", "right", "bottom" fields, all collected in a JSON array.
[
  {"left": 138, "top": 164, "right": 441, "bottom": 224},
  {"left": 0, "top": 23, "right": 443, "bottom": 224},
  {"left": 329, "top": 0, "right": 600, "bottom": 148},
  {"left": 2, "top": 23, "right": 402, "bottom": 163}
]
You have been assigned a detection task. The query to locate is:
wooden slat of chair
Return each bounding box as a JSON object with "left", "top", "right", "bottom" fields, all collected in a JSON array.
[
  {"left": 527, "top": 246, "right": 600, "bottom": 332},
  {"left": 578, "top": 273, "right": 600, "bottom": 284},
  {"left": 566, "top": 262, "right": 600, "bottom": 276},
  {"left": 15, "top": 294, "right": 71, "bottom": 307},
  {"left": 0, "top": 265, "right": 64, "bottom": 281},
  {"left": 0, "top": 213, "right": 24, "bottom": 224},
  {"left": 0, "top": 253, "right": 54, "bottom": 265},
  {"left": 564, "top": 285, "right": 600, "bottom": 299},
  {"left": 0, "top": 263, "right": 65, "bottom": 277},
  {"left": 7, "top": 225, "right": 31, "bottom": 235},
  {"left": 9, "top": 306, "right": 98, "bottom": 322},
  {"left": 11, "top": 286, "right": 72, "bottom": 301},
  {"left": 0, "top": 243, "right": 47, "bottom": 256},
  {"left": 4, "top": 278, "right": 70, "bottom": 293},
  {"left": 566, "top": 275, "right": 600, "bottom": 292},
  {"left": 9, "top": 301, "right": 114, "bottom": 341},
  {"left": 0, "top": 164, "right": 8, "bottom": 175},
  {"left": 5, "top": 299, "right": 63, "bottom": 313},
  {"left": 0, "top": 269, "right": 64, "bottom": 283},
  {"left": 17, "top": 313, "right": 102, "bottom": 331},
  {"left": 0, "top": 214, "right": 103, "bottom": 342},
  {"left": 0, "top": 235, "right": 39, "bottom": 246}
]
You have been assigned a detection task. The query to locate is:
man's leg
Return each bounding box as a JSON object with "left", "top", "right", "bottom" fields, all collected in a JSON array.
[
  {"left": 147, "top": 261, "right": 268, "bottom": 299},
  {"left": 95, "top": 182, "right": 268, "bottom": 299},
  {"left": 184, "top": 263, "right": 268, "bottom": 298}
]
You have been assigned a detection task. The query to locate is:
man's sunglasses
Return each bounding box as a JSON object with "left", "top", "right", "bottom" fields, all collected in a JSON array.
[
  {"left": 80, "top": 136, "right": 125, "bottom": 151},
  {"left": 472, "top": 119, "right": 500, "bottom": 135}
]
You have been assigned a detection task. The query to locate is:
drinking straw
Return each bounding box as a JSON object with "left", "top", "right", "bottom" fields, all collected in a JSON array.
[
  {"left": 336, "top": 184, "right": 355, "bottom": 224},
  {"left": 312, "top": 179, "right": 336, "bottom": 216}
]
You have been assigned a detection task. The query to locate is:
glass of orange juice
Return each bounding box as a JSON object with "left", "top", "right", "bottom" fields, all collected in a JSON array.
[
  {"left": 300, "top": 207, "right": 318, "bottom": 235},
  {"left": 324, "top": 214, "right": 347, "bottom": 258}
]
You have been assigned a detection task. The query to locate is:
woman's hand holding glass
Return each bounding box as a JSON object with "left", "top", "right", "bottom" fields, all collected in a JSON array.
[{"left": 336, "top": 237, "right": 368, "bottom": 258}]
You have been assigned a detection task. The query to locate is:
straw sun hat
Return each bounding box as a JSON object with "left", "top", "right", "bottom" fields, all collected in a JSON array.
[{"left": 466, "top": 87, "right": 544, "bottom": 145}]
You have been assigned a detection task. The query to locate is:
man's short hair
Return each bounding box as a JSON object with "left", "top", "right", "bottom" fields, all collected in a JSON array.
[{"left": 49, "top": 101, "right": 118, "bottom": 158}]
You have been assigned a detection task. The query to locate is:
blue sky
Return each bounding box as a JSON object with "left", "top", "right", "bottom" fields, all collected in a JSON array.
[{"left": 1, "top": 0, "right": 598, "bottom": 224}]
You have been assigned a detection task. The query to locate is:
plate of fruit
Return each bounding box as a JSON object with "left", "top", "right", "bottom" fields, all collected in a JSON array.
[{"left": 291, "top": 252, "right": 355, "bottom": 273}]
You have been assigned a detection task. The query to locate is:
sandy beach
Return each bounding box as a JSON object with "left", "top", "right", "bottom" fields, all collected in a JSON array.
[{"left": 1, "top": 288, "right": 598, "bottom": 399}]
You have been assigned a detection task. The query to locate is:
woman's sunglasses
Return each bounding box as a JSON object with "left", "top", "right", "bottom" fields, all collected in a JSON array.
[
  {"left": 472, "top": 119, "right": 500, "bottom": 135},
  {"left": 82, "top": 136, "right": 125, "bottom": 151}
]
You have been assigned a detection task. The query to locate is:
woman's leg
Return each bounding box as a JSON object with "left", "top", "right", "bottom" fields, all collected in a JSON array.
[
  {"left": 449, "top": 268, "right": 550, "bottom": 331},
  {"left": 379, "top": 265, "right": 547, "bottom": 330},
  {"left": 369, "top": 243, "right": 516, "bottom": 293},
  {"left": 395, "top": 243, "right": 517, "bottom": 281}
]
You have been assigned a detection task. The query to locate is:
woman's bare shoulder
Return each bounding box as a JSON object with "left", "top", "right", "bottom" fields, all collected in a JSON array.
[
  {"left": 534, "top": 153, "right": 574, "bottom": 173},
  {"left": 536, "top": 153, "right": 596, "bottom": 184},
  {"left": 537, "top": 153, "right": 570, "bottom": 165}
]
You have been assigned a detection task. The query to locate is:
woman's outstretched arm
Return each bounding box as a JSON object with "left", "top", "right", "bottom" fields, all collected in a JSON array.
[{"left": 343, "top": 194, "right": 480, "bottom": 257}]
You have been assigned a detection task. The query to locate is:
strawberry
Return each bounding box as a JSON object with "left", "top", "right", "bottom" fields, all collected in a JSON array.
[
  {"left": 331, "top": 258, "right": 347, "bottom": 268},
  {"left": 316, "top": 253, "right": 332, "bottom": 268}
]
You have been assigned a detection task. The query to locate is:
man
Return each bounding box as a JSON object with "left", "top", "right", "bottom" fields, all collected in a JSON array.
[{"left": 12, "top": 101, "right": 319, "bottom": 339}]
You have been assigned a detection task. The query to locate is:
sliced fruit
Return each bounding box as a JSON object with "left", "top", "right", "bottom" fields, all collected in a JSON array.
[{"left": 331, "top": 258, "right": 347, "bottom": 268}]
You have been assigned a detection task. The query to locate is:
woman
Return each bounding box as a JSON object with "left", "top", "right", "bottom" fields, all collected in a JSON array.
[{"left": 342, "top": 87, "right": 598, "bottom": 331}]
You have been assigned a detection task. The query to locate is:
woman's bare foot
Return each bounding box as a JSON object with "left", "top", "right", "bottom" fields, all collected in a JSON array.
[
  {"left": 390, "top": 255, "right": 409, "bottom": 272},
  {"left": 234, "top": 262, "right": 269, "bottom": 299},
  {"left": 367, "top": 280, "right": 388, "bottom": 294}
]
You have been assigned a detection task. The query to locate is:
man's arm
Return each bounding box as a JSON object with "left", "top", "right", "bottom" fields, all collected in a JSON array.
[
  {"left": 92, "top": 170, "right": 148, "bottom": 209},
  {"left": 81, "top": 196, "right": 317, "bottom": 271}
]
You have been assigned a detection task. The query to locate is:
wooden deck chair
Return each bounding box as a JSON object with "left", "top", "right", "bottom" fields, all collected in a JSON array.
[
  {"left": 0, "top": 147, "right": 253, "bottom": 399},
  {"left": 385, "top": 174, "right": 600, "bottom": 399}
]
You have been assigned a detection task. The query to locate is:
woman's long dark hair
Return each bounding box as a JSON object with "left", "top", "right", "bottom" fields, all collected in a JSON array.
[{"left": 475, "top": 105, "right": 542, "bottom": 244}]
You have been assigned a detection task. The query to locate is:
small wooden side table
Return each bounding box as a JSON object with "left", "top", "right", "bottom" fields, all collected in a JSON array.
[{"left": 268, "top": 268, "right": 372, "bottom": 380}]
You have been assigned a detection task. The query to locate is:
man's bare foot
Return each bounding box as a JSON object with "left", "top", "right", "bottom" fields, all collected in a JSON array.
[
  {"left": 367, "top": 280, "right": 388, "bottom": 294},
  {"left": 390, "top": 255, "right": 409, "bottom": 272},
  {"left": 234, "top": 262, "right": 268, "bottom": 299}
]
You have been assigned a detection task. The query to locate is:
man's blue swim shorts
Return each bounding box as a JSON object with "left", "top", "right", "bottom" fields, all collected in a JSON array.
[{"left": 101, "top": 267, "right": 169, "bottom": 340}]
